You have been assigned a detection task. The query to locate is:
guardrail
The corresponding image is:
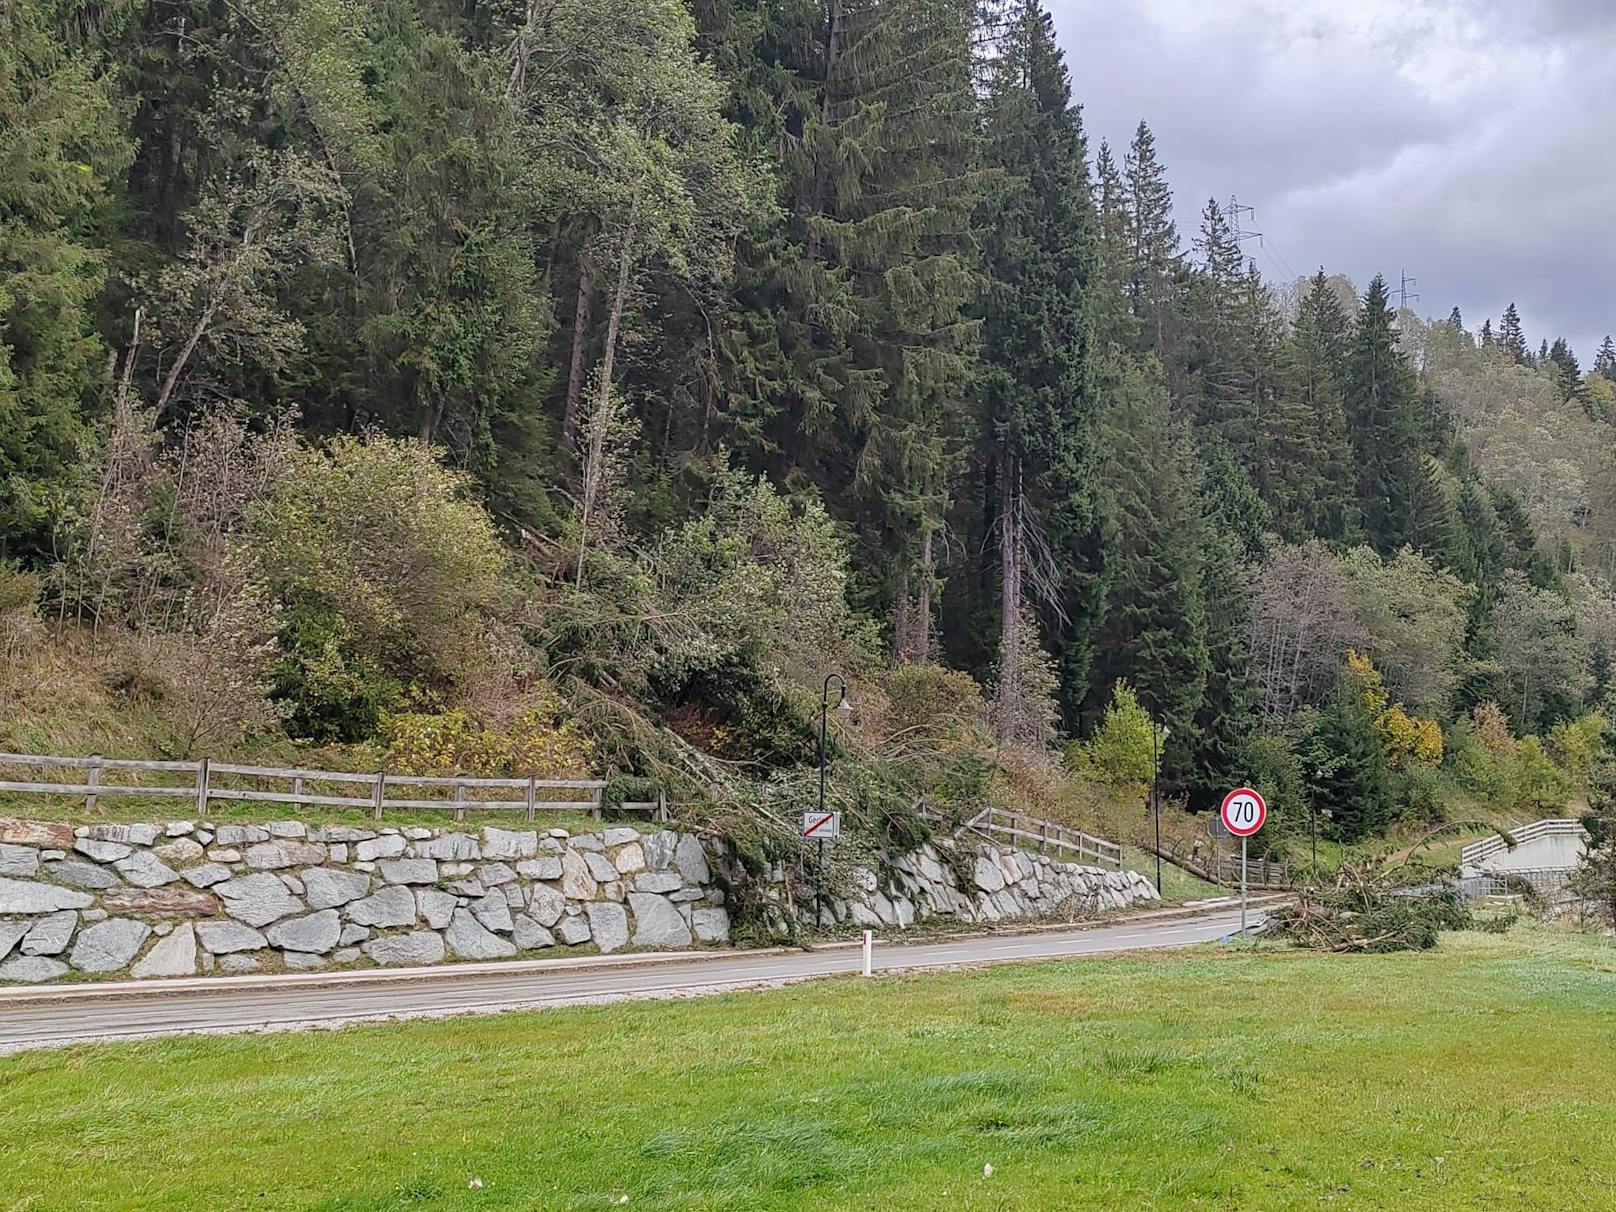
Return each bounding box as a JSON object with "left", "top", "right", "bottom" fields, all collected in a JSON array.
[
  {"left": 924, "top": 805, "right": 1122, "bottom": 869},
  {"left": 0, "top": 751, "right": 666, "bottom": 823},
  {"left": 1459, "top": 818, "right": 1585, "bottom": 871}
]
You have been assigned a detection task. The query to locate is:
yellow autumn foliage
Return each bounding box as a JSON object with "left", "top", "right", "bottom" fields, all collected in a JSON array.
[
  {"left": 1347, "top": 649, "right": 1443, "bottom": 769},
  {"left": 381, "top": 696, "right": 595, "bottom": 779}
]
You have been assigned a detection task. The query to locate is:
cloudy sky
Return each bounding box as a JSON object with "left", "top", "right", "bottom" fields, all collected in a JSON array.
[{"left": 1049, "top": 0, "right": 1616, "bottom": 362}]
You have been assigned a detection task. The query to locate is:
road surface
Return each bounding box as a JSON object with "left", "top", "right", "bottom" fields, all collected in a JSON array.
[{"left": 0, "top": 906, "right": 1260, "bottom": 1052}]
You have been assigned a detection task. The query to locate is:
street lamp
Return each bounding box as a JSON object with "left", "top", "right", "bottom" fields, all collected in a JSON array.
[
  {"left": 816, "top": 673, "right": 852, "bottom": 924},
  {"left": 1151, "top": 723, "right": 1169, "bottom": 896}
]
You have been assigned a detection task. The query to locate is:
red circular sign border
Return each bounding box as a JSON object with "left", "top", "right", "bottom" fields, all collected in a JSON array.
[{"left": 1219, "top": 787, "right": 1267, "bottom": 837}]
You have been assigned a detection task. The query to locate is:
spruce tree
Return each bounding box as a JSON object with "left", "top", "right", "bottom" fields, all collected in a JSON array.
[
  {"left": 1121, "top": 121, "right": 1180, "bottom": 360},
  {"left": 1272, "top": 269, "right": 1356, "bottom": 541},
  {"left": 1089, "top": 354, "right": 1209, "bottom": 779},
  {"left": 1091, "top": 139, "right": 1135, "bottom": 349},
  {"left": 1447, "top": 306, "right": 1464, "bottom": 331},
  {"left": 972, "top": 0, "right": 1103, "bottom": 728},
  {"left": 1306, "top": 669, "right": 1395, "bottom": 842},
  {"left": 1343, "top": 275, "right": 1426, "bottom": 555},
  {"left": 1594, "top": 335, "right": 1616, "bottom": 381},
  {"left": 732, "top": 0, "right": 985, "bottom": 647},
  {"left": 1547, "top": 337, "right": 1583, "bottom": 403},
  {"left": 1479, "top": 317, "right": 1495, "bottom": 349},
  {"left": 1499, "top": 303, "right": 1528, "bottom": 363}
]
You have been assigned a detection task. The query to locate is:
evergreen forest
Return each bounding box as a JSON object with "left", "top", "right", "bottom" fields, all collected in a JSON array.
[{"left": 6, "top": 0, "right": 1616, "bottom": 862}]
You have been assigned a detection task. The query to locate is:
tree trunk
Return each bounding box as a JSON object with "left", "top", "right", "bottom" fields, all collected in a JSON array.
[
  {"left": 576, "top": 200, "right": 639, "bottom": 590},
  {"left": 894, "top": 568, "right": 913, "bottom": 664},
  {"left": 998, "top": 458, "right": 1024, "bottom": 741},
  {"left": 806, "top": 0, "right": 841, "bottom": 264},
  {"left": 562, "top": 245, "right": 595, "bottom": 452},
  {"left": 153, "top": 299, "right": 215, "bottom": 420},
  {"left": 914, "top": 525, "right": 934, "bottom": 665}
]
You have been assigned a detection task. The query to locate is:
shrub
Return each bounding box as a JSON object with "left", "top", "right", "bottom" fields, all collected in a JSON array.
[
  {"left": 1069, "top": 681, "right": 1160, "bottom": 787},
  {"left": 879, "top": 664, "right": 986, "bottom": 745},
  {"left": 253, "top": 435, "right": 506, "bottom": 680},
  {"left": 271, "top": 602, "right": 403, "bottom": 744},
  {"left": 1508, "top": 737, "right": 1571, "bottom": 816},
  {"left": 381, "top": 693, "right": 594, "bottom": 779},
  {"left": 1546, "top": 713, "right": 1604, "bottom": 782}
]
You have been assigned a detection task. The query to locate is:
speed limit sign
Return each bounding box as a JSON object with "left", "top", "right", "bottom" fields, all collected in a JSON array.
[{"left": 1219, "top": 787, "right": 1266, "bottom": 838}]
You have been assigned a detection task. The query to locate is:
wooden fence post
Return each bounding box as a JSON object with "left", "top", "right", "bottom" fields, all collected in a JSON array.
[
  {"left": 453, "top": 781, "right": 465, "bottom": 823},
  {"left": 372, "top": 771, "right": 386, "bottom": 821},
  {"left": 85, "top": 755, "right": 102, "bottom": 813},
  {"left": 291, "top": 774, "right": 304, "bottom": 805},
  {"left": 591, "top": 785, "right": 603, "bottom": 822},
  {"left": 656, "top": 791, "right": 667, "bottom": 823},
  {"left": 194, "top": 757, "right": 210, "bottom": 818},
  {"left": 524, "top": 777, "right": 536, "bottom": 823}
]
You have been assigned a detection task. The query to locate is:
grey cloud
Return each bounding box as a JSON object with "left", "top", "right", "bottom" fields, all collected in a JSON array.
[{"left": 1053, "top": 0, "right": 1616, "bottom": 358}]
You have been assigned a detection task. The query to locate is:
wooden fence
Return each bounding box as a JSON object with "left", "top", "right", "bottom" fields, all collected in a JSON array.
[
  {"left": 0, "top": 751, "right": 667, "bottom": 823},
  {"left": 925, "top": 805, "right": 1123, "bottom": 869},
  {"left": 1148, "top": 834, "right": 1291, "bottom": 888}
]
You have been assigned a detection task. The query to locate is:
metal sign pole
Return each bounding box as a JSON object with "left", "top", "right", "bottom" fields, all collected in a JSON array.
[{"left": 1241, "top": 834, "right": 1248, "bottom": 936}]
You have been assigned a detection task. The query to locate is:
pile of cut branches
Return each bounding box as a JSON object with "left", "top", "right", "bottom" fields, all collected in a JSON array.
[{"left": 1268, "top": 860, "right": 1473, "bottom": 953}]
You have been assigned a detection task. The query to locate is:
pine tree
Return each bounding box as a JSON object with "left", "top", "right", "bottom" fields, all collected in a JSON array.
[
  {"left": 1089, "top": 354, "right": 1209, "bottom": 779},
  {"left": 1273, "top": 270, "right": 1357, "bottom": 541},
  {"left": 1594, "top": 335, "right": 1616, "bottom": 381},
  {"left": 727, "top": 0, "right": 986, "bottom": 650},
  {"left": 972, "top": 0, "right": 1103, "bottom": 729},
  {"left": 0, "top": 0, "right": 131, "bottom": 557},
  {"left": 1479, "top": 318, "right": 1495, "bottom": 349},
  {"left": 1499, "top": 302, "right": 1528, "bottom": 364},
  {"left": 1121, "top": 121, "right": 1180, "bottom": 360},
  {"left": 1091, "top": 139, "right": 1134, "bottom": 349},
  {"left": 1447, "top": 306, "right": 1464, "bottom": 331},
  {"left": 1343, "top": 275, "right": 1426, "bottom": 554}
]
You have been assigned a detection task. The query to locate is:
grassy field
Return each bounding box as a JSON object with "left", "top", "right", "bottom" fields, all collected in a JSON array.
[{"left": 3, "top": 925, "right": 1614, "bottom": 1211}]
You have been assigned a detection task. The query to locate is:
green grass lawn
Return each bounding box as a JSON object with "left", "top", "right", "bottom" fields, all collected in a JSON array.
[{"left": 5, "top": 925, "right": 1615, "bottom": 1211}]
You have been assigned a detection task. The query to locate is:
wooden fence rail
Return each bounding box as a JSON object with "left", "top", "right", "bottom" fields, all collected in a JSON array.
[
  {"left": 923, "top": 805, "right": 1123, "bottom": 870},
  {"left": 0, "top": 751, "right": 667, "bottom": 823}
]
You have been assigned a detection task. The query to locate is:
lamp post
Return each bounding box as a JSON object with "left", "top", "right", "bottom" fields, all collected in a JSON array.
[
  {"left": 1151, "top": 723, "right": 1169, "bottom": 896},
  {"left": 816, "top": 673, "right": 852, "bottom": 924}
]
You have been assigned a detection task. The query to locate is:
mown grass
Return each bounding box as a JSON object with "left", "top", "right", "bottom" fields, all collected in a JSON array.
[{"left": 4, "top": 925, "right": 1614, "bottom": 1210}]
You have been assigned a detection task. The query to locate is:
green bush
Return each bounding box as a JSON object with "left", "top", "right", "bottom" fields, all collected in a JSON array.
[
  {"left": 1068, "top": 681, "right": 1161, "bottom": 787},
  {"left": 1508, "top": 736, "right": 1572, "bottom": 816},
  {"left": 252, "top": 436, "right": 506, "bottom": 682},
  {"left": 271, "top": 602, "right": 403, "bottom": 744},
  {"left": 1244, "top": 732, "right": 1306, "bottom": 836}
]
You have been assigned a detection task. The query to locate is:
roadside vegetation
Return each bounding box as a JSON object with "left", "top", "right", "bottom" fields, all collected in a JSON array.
[{"left": 3, "top": 924, "right": 1612, "bottom": 1210}]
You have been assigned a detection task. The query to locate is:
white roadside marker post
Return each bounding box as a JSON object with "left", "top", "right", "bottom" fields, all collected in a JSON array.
[{"left": 862, "top": 929, "right": 873, "bottom": 977}]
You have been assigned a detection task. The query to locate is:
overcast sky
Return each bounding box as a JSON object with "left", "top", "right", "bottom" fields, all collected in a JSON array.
[{"left": 1050, "top": 0, "right": 1616, "bottom": 362}]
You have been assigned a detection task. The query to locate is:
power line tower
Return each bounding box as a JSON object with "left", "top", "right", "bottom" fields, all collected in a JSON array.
[
  {"left": 1228, "top": 195, "right": 1261, "bottom": 258},
  {"left": 1393, "top": 269, "right": 1420, "bottom": 311}
]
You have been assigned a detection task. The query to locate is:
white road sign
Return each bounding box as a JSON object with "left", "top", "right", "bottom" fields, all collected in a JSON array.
[
  {"left": 1219, "top": 787, "right": 1267, "bottom": 838},
  {"left": 802, "top": 811, "right": 841, "bottom": 840}
]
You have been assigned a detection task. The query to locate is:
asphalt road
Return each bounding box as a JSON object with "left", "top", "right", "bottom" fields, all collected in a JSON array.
[{"left": 0, "top": 906, "right": 1260, "bottom": 1053}]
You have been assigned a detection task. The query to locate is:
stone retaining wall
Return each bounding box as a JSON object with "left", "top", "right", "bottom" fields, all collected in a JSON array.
[
  {"left": 751, "top": 840, "right": 1159, "bottom": 931},
  {"left": 0, "top": 817, "right": 1157, "bottom": 983}
]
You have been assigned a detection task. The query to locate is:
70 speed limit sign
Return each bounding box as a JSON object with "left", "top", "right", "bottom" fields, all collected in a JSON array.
[{"left": 1219, "top": 787, "right": 1266, "bottom": 837}]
